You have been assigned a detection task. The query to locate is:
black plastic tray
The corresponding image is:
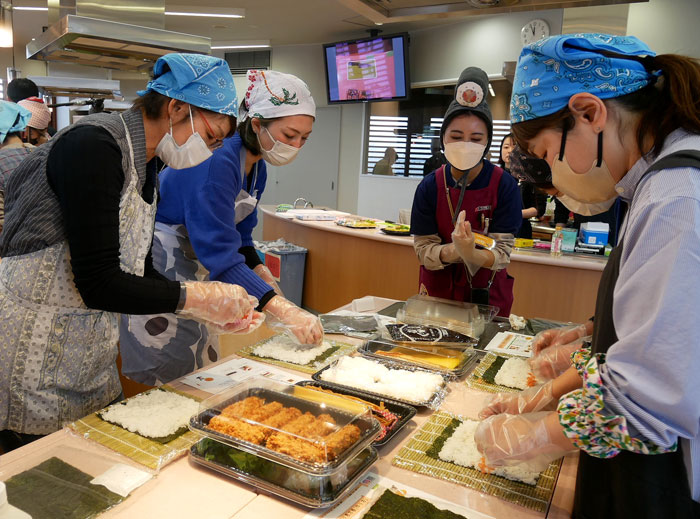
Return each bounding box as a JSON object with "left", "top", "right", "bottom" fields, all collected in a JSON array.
[
  {"left": 188, "top": 386, "right": 380, "bottom": 474},
  {"left": 311, "top": 357, "right": 447, "bottom": 408},
  {"left": 295, "top": 380, "right": 416, "bottom": 447},
  {"left": 190, "top": 439, "right": 377, "bottom": 508}
]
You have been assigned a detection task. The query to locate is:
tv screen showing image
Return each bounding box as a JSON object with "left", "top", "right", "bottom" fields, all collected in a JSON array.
[{"left": 323, "top": 33, "right": 409, "bottom": 104}]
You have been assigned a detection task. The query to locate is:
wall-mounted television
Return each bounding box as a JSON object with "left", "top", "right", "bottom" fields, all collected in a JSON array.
[{"left": 323, "top": 33, "right": 410, "bottom": 104}]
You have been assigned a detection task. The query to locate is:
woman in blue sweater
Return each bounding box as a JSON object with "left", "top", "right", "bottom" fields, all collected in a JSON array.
[{"left": 119, "top": 70, "right": 321, "bottom": 385}]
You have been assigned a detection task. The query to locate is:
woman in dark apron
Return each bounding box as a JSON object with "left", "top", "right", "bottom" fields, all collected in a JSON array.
[
  {"left": 411, "top": 67, "right": 522, "bottom": 317},
  {"left": 473, "top": 34, "right": 700, "bottom": 518}
]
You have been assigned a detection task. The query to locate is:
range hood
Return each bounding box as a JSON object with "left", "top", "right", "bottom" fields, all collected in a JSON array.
[
  {"left": 26, "top": 0, "right": 211, "bottom": 71},
  {"left": 28, "top": 75, "right": 122, "bottom": 100}
]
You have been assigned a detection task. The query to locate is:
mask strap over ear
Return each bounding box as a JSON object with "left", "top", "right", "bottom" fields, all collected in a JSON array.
[
  {"left": 188, "top": 105, "right": 195, "bottom": 134},
  {"left": 558, "top": 125, "right": 568, "bottom": 161},
  {"left": 596, "top": 131, "right": 603, "bottom": 168}
]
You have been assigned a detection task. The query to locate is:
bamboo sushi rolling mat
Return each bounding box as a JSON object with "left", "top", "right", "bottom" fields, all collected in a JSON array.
[
  {"left": 68, "top": 387, "right": 201, "bottom": 471},
  {"left": 392, "top": 411, "right": 562, "bottom": 513},
  {"left": 237, "top": 336, "right": 358, "bottom": 374},
  {"left": 467, "top": 352, "right": 524, "bottom": 394}
]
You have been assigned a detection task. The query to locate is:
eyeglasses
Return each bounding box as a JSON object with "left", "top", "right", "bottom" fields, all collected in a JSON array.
[{"left": 197, "top": 110, "right": 224, "bottom": 150}]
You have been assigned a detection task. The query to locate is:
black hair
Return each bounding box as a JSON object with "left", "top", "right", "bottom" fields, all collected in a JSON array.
[
  {"left": 131, "top": 91, "right": 169, "bottom": 120},
  {"left": 498, "top": 133, "right": 513, "bottom": 169},
  {"left": 7, "top": 78, "right": 39, "bottom": 103},
  {"left": 236, "top": 100, "right": 277, "bottom": 155}
]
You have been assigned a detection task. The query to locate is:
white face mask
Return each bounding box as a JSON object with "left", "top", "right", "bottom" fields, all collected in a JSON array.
[
  {"left": 156, "top": 105, "right": 213, "bottom": 169},
  {"left": 557, "top": 193, "right": 616, "bottom": 216},
  {"left": 443, "top": 141, "right": 486, "bottom": 171},
  {"left": 258, "top": 126, "right": 300, "bottom": 166},
  {"left": 551, "top": 130, "right": 618, "bottom": 204}
]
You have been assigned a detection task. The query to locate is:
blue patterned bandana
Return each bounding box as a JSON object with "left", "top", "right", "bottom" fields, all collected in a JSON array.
[
  {"left": 138, "top": 53, "right": 238, "bottom": 117},
  {"left": 510, "top": 33, "right": 657, "bottom": 123},
  {"left": 0, "top": 100, "right": 31, "bottom": 143}
]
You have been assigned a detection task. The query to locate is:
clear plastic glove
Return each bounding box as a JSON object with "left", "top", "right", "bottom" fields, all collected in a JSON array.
[
  {"left": 478, "top": 380, "right": 556, "bottom": 419},
  {"left": 529, "top": 340, "right": 584, "bottom": 380},
  {"left": 451, "top": 210, "right": 476, "bottom": 263},
  {"left": 264, "top": 295, "right": 324, "bottom": 345},
  {"left": 532, "top": 323, "right": 589, "bottom": 355},
  {"left": 475, "top": 412, "right": 577, "bottom": 472},
  {"left": 253, "top": 264, "right": 284, "bottom": 297},
  {"left": 178, "top": 281, "right": 261, "bottom": 333}
]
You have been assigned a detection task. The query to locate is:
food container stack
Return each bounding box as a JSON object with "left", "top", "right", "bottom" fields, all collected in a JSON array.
[{"left": 188, "top": 378, "right": 381, "bottom": 508}]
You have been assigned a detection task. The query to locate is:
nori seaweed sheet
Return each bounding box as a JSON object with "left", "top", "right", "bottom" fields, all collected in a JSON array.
[
  {"left": 480, "top": 355, "right": 506, "bottom": 384},
  {"left": 5, "top": 457, "right": 124, "bottom": 519},
  {"left": 425, "top": 417, "right": 462, "bottom": 460},
  {"left": 363, "top": 489, "right": 468, "bottom": 519},
  {"left": 251, "top": 344, "right": 340, "bottom": 367}
]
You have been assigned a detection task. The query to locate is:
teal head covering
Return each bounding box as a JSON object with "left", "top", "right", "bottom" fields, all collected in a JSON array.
[
  {"left": 510, "top": 33, "right": 658, "bottom": 124},
  {"left": 138, "top": 53, "right": 238, "bottom": 117},
  {"left": 0, "top": 100, "right": 31, "bottom": 143}
]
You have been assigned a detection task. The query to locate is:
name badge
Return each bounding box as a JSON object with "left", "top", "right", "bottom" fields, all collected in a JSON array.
[{"left": 475, "top": 205, "right": 491, "bottom": 212}]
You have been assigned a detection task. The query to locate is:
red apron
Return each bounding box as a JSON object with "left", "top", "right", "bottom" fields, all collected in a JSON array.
[{"left": 418, "top": 165, "right": 514, "bottom": 317}]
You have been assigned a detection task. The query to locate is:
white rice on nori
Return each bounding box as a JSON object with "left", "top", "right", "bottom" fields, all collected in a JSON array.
[
  {"left": 253, "top": 337, "right": 334, "bottom": 365},
  {"left": 438, "top": 419, "right": 541, "bottom": 486},
  {"left": 493, "top": 357, "right": 541, "bottom": 390},
  {"left": 100, "top": 390, "right": 199, "bottom": 439},
  {"left": 319, "top": 356, "right": 444, "bottom": 403}
]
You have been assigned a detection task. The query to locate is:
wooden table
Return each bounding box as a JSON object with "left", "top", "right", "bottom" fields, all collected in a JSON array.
[
  {"left": 0, "top": 297, "right": 577, "bottom": 519},
  {"left": 261, "top": 206, "right": 606, "bottom": 323}
]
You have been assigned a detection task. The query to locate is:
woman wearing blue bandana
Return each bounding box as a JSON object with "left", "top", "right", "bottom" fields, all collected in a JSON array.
[
  {"left": 0, "top": 54, "right": 263, "bottom": 451},
  {"left": 474, "top": 34, "right": 700, "bottom": 517},
  {"left": 119, "top": 70, "right": 321, "bottom": 386}
]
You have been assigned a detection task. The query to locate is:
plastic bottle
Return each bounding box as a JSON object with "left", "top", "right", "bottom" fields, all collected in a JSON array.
[{"left": 551, "top": 224, "right": 563, "bottom": 258}]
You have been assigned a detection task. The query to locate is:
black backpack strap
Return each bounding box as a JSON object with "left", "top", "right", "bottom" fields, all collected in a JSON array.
[{"left": 642, "top": 149, "right": 700, "bottom": 178}]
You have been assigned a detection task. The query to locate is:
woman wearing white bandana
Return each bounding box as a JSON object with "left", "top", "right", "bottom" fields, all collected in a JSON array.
[{"left": 120, "top": 70, "right": 322, "bottom": 386}]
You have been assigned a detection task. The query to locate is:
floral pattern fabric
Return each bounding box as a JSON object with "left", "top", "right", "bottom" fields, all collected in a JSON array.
[{"left": 558, "top": 348, "right": 677, "bottom": 458}]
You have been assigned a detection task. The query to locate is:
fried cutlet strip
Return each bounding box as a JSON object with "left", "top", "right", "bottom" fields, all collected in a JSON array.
[
  {"left": 207, "top": 415, "right": 266, "bottom": 445},
  {"left": 259, "top": 406, "right": 302, "bottom": 432},
  {"left": 276, "top": 412, "right": 317, "bottom": 435},
  {"left": 322, "top": 424, "right": 362, "bottom": 459},
  {"left": 220, "top": 396, "right": 265, "bottom": 418},
  {"left": 244, "top": 401, "right": 284, "bottom": 422}
]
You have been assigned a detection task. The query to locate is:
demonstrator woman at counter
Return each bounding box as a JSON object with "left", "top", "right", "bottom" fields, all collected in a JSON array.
[
  {"left": 120, "top": 70, "right": 323, "bottom": 385},
  {"left": 411, "top": 67, "right": 522, "bottom": 316},
  {"left": 475, "top": 34, "right": 700, "bottom": 517},
  {"left": 0, "top": 54, "right": 260, "bottom": 451}
]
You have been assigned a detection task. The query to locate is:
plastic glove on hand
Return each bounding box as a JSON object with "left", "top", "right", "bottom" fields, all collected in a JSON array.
[
  {"left": 264, "top": 295, "right": 324, "bottom": 345},
  {"left": 474, "top": 412, "right": 576, "bottom": 472},
  {"left": 478, "top": 381, "right": 556, "bottom": 419},
  {"left": 179, "top": 281, "right": 258, "bottom": 331},
  {"left": 529, "top": 341, "right": 583, "bottom": 380},
  {"left": 451, "top": 210, "right": 476, "bottom": 263},
  {"left": 532, "top": 324, "right": 588, "bottom": 355},
  {"left": 253, "top": 264, "right": 284, "bottom": 297}
]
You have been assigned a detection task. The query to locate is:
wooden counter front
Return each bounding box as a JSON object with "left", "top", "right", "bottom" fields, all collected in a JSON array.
[{"left": 261, "top": 206, "right": 606, "bottom": 322}]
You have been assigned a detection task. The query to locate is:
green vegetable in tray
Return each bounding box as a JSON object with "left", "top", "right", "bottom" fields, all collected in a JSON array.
[
  {"left": 480, "top": 355, "right": 506, "bottom": 384},
  {"left": 425, "top": 418, "right": 462, "bottom": 460},
  {"left": 5, "top": 457, "right": 124, "bottom": 519},
  {"left": 363, "top": 489, "right": 469, "bottom": 519}
]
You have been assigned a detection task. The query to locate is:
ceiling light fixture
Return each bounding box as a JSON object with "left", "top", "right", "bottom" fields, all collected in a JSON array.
[
  {"left": 165, "top": 8, "right": 245, "bottom": 19},
  {"left": 12, "top": 6, "right": 49, "bottom": 11},
  {"left": 212, "top": 41, "right": 270, "bottom": 50},
  {"left": 488, "top": 84, "right": 495, "bottom": 97}
]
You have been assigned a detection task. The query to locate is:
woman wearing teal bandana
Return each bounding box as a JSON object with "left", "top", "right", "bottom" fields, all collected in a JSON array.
[
  {"left": 0, "top": 54, "right": 263, "bottom": 451},
  {"left": 473, "top": 34, "right": 700, "bottom": 518}
]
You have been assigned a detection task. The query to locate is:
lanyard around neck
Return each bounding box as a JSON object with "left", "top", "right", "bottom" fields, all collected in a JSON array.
[{"left": 444, "top": 166, "right": 471, "bottom": 225}]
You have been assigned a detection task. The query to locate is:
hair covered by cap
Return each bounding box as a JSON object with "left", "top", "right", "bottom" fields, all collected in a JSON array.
[
  {"left": 441, "top": 67, "right": 493, "bottom": 148},
  {"left": 17, "top": 97, "right": 51, "bottom": 130},
  {"left": 238, "top": 69, "right": 316, "bottom": 121}
]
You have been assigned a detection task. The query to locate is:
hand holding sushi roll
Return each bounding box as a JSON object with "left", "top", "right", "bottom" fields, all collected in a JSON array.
[
  {"left": 532, "top": 322, "right": 591, "bottom": 355},
  {"left": 179, "top": 281, "right": 262, "bottom": 333},
  {"left": 474, "top": 411, "right": 576, "bottom": 472},
  {"left": 264, "top": 295, "right": 324, "bottom": 345},
  {"left": 479, "top": 381, "right": 556, "bottom": 418},
  {"left": 451, "top": 210, "right": 493, "bottom": 270}
]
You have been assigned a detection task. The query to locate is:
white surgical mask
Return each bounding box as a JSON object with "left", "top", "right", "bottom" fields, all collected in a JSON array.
[
  {"left": 156, "top": 105, "right": 213, "bottom": 169},
  {"left": 258, "top": 126, "right": 300, "bottom": 166},
  {"left": 551, "top": 130, "right": 618, "bottom": 204},
  {"left": 443, "top": 141, "right": 486, "bottom": 171},
  {"left": 557, "top": 193, "right": 616, "bottom": 216}
]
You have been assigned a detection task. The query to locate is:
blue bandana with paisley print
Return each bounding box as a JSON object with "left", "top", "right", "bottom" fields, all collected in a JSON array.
[{"left": 510, "top": 33, "right": 658, "bottom": 124}]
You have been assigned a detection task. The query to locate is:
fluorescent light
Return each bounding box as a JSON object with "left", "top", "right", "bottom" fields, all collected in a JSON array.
[
  {"left": 212, "top": 44, "right": 269, "bottom": 50},
  {"left": 13, "top": 6, "right": 48, "bottom": 11},
  {"left": 165, "top": 8, "right": 244, "bottom": 19},
  {"left": 488, "top": 84, "right": 495, "bottom": 97},
  {"left": 212, "top": 40, "right": 269, "bottom": 50}
]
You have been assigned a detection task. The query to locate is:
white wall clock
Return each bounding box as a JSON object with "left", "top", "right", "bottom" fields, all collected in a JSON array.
[{"left": 521, "top": 18, "right": 550, "bottom": 46}]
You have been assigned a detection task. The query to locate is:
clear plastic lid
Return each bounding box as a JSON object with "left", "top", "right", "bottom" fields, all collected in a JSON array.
[
  {"left": 188, "top": 377, "right": 380, "bottom": 475},
  {"left": 396, "top": 295, "right": 499, "bottom": 339}
]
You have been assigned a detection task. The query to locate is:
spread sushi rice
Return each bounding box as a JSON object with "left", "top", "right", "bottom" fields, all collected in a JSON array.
[
  {"left": 320, "top": 356, "right": 444, "bottom": 403},
  {"left": 99, "top": 389, "right": 199, "bottom": 439},
  {"left": 439, "top": 419, "right": 541, "bottom": 486},
  {"left": 252, "top": 336, "right": 334, "bottom": 365},
  {"left": 493, "top": 357, "right": 542, "bottom": 390}
]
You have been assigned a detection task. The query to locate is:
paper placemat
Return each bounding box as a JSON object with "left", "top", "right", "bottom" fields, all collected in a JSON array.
[
  {"left": 237, "top": 336, "right": 357, "bottom": 374},
  {"left": 391, "top": 411, "right": 562, "bottom": 513},
  {"left": 68, "top": 388, "right": 201, "bottom": 471},
  {"left": 484, "top": 331, "right": 534, "bottom": 357}
]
